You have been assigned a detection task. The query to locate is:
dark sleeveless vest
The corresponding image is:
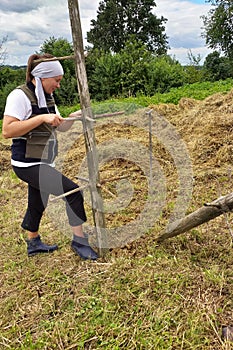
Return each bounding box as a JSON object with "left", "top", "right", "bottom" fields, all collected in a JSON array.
[{"left": 11, "top": 82, "right": 58, "bottom": 164}]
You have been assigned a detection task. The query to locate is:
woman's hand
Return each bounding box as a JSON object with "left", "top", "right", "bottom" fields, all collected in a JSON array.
[{"left": 42, "top": 113, "right": 64, "bottom": 127}]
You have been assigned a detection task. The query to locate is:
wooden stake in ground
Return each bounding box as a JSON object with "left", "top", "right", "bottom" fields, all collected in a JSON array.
[
  {"left": 157, "top": 192, "right": 233, "bottom": 242},
  {"left": 67, "top": 0, "right": 108, "bottom": 256}
]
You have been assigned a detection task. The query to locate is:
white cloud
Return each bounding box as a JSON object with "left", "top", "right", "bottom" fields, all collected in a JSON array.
[
  {"left": 155, "top": 0, "right": 212, "bottom": 64},
  {"left": 0, "top": 0, "right": 212, "bottom": 66}
]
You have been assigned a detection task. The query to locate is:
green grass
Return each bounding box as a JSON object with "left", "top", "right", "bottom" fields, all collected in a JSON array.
[
  {"left": 1, "top": 79, "right": 233, "bottom": 125},
  {"left": 1, "top": 225, "right": 231, "bottom": 349},
  {"left": 58, "top": 78, "right": 233, "bottom": 117}
]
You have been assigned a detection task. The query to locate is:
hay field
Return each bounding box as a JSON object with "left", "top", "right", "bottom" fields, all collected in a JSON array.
[{"left": 1, "top": 90, "right": 233, "bottom": 349}]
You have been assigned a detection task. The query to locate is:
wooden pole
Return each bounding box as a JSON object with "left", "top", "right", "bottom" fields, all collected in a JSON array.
[
  {"left": 49, "top": 185, "right": 89, "bottom": 202},
  {"left": 157, "top": 192, "right": 233, "bottom": 243},
  {"left": 146, "top": 109, "right": 153, "bottom": 187},
  {"left": 33, "top": 55, "right": 75, "bottom": 63},
  {"left": 67, "top": 0, "right": 108, "bottom": 255}
]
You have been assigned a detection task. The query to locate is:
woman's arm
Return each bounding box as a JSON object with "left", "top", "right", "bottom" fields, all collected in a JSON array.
[{"left": 2, "top": 114, "right": 64, "bottom": 139}]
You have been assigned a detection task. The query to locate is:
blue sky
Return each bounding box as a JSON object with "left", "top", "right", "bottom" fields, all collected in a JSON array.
[
  {"left": 191, "top": 0, "right": 207, "bottom": 3},
  {"left": 0, "top": 0, "right": 212, "bottom": 66}
]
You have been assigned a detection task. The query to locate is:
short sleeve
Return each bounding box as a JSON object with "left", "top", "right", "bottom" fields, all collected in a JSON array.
[
  {"left": 55, "top": 105, "right": 61, "bottom": 116},
  {"left": 4, "top": 89, "right": 32, "bottom": 120}
]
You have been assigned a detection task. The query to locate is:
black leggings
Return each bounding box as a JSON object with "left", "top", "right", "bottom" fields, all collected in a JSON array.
[{"left": 13, "top": 164, "right": 87, "bottom": 232}]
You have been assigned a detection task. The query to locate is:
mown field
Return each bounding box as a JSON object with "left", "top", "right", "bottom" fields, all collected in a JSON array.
[{"left": 1, "top": 81, "right": 233, "bottom": 349}]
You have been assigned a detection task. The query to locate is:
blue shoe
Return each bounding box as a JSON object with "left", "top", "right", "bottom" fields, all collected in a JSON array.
[
  {"left": 26, "top": 235, "right": 58, "bottom": 256},
  {"left": 71, "top": 236, "right": 99, "bottom": 260}
]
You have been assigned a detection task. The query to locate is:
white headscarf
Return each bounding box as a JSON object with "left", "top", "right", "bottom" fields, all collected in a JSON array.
[{"left": 31, "top": 60, "right": 64, "bottom": 108}]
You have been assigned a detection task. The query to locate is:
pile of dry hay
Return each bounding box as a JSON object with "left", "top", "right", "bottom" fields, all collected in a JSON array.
[
  {"left": 50, "top": 89, "right": 232, "bottom": 240},
  {"left": 1, "top": 89, "right": 233, "bottom": 233},
  {"left": 152, "top": 89, "right": 233, "bottom": 172}
]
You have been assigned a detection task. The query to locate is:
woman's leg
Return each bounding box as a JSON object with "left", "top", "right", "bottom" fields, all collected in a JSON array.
[
  {"left": 13, "top": 164, "right": 86, "bottom": 227},
  {"left": 22, "top": 184, "right": 49, "bottom": 233},
  {"left": 13, "top": 165, "right": 98, "bottom": 259},
  {"left": 36, "top": 165, "right": 98, "bottom": 259}
]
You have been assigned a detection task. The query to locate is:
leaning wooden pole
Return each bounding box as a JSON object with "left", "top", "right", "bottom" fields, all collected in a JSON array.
[
  {"left": 67, "top": 0, "right": 108, "bottom": 255},
  {"left": 157, "top": 192, "right": 233, "bottom": 243}
]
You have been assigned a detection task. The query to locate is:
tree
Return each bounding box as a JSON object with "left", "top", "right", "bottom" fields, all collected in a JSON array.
[
  {"left": 39, "top": 36, "right": 74, "bottom": 72},
  {"left": 202, "top": 0, "right": 233, "bottom": 60},
  {"left": 0, "top": 36, "right": 8, "bottom": 67},
  {"left": 87, "top": 0, "right": 169, "bottom": 55},
  {"left": 85, "top": 42, "right": 186, "bottom": 100},
  {"left": 87, "top": 49, "right": 122, "bottom": 100},
  {"left": 0, "top": 67, "right": 25, "bottom": 119},
  {"left": 184, "top": 49, "right": 205, "bottom": 84},
  {"left": 145, "top": 55, "right": 185, "bottom": 94},
  {"left": 118, "top": 39, "right": 153, "bottom": 96},
  {"left": 203, "top": 51, "right": 233, "bottom": 81}
]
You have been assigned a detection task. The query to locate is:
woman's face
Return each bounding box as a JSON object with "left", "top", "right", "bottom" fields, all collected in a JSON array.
[{"left": 41, "top": 75, "right": 63, "bottom": 94}]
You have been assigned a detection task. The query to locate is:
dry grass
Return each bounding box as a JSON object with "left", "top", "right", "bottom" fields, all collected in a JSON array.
[{"left": 2, "top": 91, "right": 233, "bottom": 349}]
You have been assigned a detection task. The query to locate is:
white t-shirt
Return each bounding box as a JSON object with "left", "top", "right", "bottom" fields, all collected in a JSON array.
[
  {"left": 4, "top": 88, "right": 60, "bottom": 120},
  {"left": 4, "top": 89, "right": 33, "bottom": 120},
  {"left": 4, "top": 88, "right": 58, "bottom": 167}
]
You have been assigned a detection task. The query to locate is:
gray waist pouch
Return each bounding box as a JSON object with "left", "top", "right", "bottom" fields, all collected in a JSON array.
[{"left": 25, "top": 131, "right": 51, "bottom": 159}]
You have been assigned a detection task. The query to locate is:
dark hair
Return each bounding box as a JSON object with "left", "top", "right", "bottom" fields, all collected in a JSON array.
[{"left": 26, "top": 53, "right": 54, "bottom": 83}]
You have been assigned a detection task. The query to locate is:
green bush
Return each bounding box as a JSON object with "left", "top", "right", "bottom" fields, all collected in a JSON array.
[{"left": 145, "top": 55, "right": 185, "bottom": 95}]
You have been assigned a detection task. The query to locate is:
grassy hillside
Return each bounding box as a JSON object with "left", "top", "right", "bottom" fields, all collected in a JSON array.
[{"left": 1, "top": 83, "right": 233, "bottom": 349}]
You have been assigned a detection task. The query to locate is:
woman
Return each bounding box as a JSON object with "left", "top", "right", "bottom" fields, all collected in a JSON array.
[{"left": 2, "top": 53, "right": 98, "bottom": 261}]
